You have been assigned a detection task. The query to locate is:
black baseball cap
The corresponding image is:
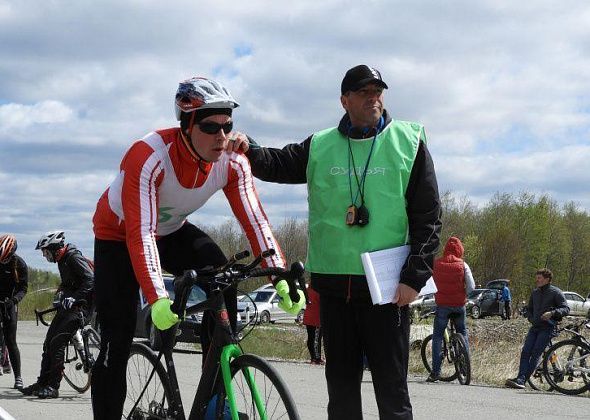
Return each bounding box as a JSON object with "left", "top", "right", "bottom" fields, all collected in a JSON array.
[{"left": 341, "top": 65, "right": 388, "bottom": 95}]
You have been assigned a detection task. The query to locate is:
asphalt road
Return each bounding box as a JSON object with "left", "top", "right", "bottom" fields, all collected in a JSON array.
[{"left": 0, "top": 322, "right": 588, "bottom": 419}]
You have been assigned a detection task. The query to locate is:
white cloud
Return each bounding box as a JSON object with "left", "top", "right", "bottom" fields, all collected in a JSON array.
[{"left": 0, "top": 100, "right": 74, "bottom": 131}]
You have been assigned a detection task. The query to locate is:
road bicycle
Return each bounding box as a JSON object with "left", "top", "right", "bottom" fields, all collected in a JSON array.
[
  {"left": 420, "top": 311, "right": 471, "bottom": 385},
  {"left": 542, "top": 319, "right": 590, "bottom": 395},
  {"left": 35, "top": 302, "right": 101, "bottom": 393},
  {"left": 124, "top": 249, "right": 307, "bottom": 420}
]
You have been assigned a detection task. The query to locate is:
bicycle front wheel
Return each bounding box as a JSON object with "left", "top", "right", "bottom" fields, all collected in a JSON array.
[
  {"left": 124, "top": 342, "right": 173, "bottom": 419},
  {"left": 63, "top": 339, "right": 91, "bottom": 393},
  {"left": 543, "top": 339, "right": 590, "bottom": 395},
  {"left": 216, "top": 354, "right": 300, "bottom": 420},
  {"left": 420, "top": 334, "right": 458, "bottom": 382},
  {"left": 451, "top": 334, "right": 471, "bottom": 385}
]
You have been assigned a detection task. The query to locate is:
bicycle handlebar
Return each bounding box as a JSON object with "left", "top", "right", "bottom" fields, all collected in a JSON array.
[
  {"left": 170, "top": 250, "right": 308, "bottom": 317},
  {"left": 34, "top": 299, "right": 88, "bottom": 327}
]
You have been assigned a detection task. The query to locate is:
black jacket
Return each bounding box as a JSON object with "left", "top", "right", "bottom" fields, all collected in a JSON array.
[
  {"left": 57, "top": 244, "right": 94, "bottom": 307},
  {"left": 0, "top": 254, "right": 28, "bottom": 303},
  {"left": 527, "top": 283, "right": 570, "bottom": 329},
  {"left": 246, "top": 110, "right": 442, "bottom": 298}
]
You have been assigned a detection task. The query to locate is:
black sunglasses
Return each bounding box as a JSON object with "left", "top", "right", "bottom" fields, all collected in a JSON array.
[{"left": 197, "top": 121, "right": 233, "bottom": 135}]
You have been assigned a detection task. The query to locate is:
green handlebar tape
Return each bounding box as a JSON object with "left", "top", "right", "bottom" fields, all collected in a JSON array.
[
  {"left": 275, "top": 280, "right": 305, "bottom": 315},
  {"left": 151, "top": 298, "right": 180, "bottom": 330}
]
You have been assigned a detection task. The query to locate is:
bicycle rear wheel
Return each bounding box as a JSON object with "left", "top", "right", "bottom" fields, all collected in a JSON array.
[
  {"left": 215, "top": 354, "right": 300, "bottom": 419},
  {"left": 63, "top": 336, "right": 90, "bottom": 393},
  {"left": 420, "top": 334, "right": 458, "bottom": 382},
  {"left": 124, "top": 342, "right": 174, "bottom": 419},
  {"left": 542, "top": 339, "right": 590, "bottom": 395},
  {"left": 451, "top": 334, "right": 471, "bottom": 385}
]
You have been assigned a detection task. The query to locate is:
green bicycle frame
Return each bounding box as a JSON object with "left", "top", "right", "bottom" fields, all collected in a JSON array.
[{"left": 220, "top": 344, "right": 268, "bottom": 420}]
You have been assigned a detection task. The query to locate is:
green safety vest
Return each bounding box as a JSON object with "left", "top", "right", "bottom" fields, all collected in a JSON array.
[{"left": 305, "top": 120, "right": 424, "bottom": 274}]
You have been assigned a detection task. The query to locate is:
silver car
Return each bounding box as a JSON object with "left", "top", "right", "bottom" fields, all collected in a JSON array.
[
  {"left": 237, "top": 283, "right": 305, "bottom": 324},
  {"left": 563, "top": 291, "right": 590, "bottom": 318}
]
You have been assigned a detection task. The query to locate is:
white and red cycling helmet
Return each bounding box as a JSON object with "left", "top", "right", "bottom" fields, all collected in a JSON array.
[
  {"left": 174, "top": 77, "right": 239, "bottom": 121},
  {"left": 0, "top": 234, "right": 17, "bottom": 263}
]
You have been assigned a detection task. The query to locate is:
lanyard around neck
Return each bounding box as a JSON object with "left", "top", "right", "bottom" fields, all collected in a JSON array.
[{"left": 347, "top": 117, "right": 383, "bottom": 206}]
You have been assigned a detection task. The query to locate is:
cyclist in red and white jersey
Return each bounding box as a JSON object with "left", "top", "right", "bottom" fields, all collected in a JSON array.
[{"left": 90, "top": 77, "right": 296, "bottom": 420}]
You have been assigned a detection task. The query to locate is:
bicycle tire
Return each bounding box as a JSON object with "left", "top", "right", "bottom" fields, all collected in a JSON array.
[
  {"left": 420, "top": 334, "right": 458, "bottom": 382},
  {"left": 124, "top": 342, "right": 174, "bottom": 419},
  {"left": 63, "top": 335, "right": 91, "bottom": 393},
  {"left": 215, "top": 353, "right": 300, "bottom": 420},
  {"left": 451, "top": 333, "right": 471, "bottom": 385},
  {"left": 542, "top": 339, "right": 590, "bottom": 395}
]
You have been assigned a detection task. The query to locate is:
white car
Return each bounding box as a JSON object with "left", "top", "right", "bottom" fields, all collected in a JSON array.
[
  {"left": 237, "top": 283, "right": 305, "bottom": 324},
  {"left": 563, "top": 291, "right": 590, "bottom": 318}
]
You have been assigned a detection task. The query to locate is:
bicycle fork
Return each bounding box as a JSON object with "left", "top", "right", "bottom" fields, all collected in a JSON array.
[{"left": 219, "top": 344, "right": 269, "bottom": 420}]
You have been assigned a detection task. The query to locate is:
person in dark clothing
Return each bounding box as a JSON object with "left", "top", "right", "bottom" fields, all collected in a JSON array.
[
  {"left": 0, "top": 234, "right": 28, "bottom": 390},
  {"left": 505, "top": 268, "right": 569, "bottom": 389},
  {"left": 500, "top": 283, "right": 512, "bottom": 320},
  {"left": 234, "top": 65, "right": 442, "bottom": 419},
  {"left": 303, "top": 285, "right": 323, "bottom": 364},
  {"left": 20, "top": 231, "right": 94, "bottom": 399}
]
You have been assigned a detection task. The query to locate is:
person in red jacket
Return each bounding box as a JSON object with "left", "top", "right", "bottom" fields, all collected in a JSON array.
[
  {"left": 302, "top": 285, "right": 323, "bottom": 364},
  {"left": 427, "top": 236, "right": 475, "bottom": 382}
]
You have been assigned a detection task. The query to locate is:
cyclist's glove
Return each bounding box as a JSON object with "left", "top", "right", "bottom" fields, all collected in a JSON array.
[
  {"left": 275, "top": 280, "right": 305, "bottom": 315},
  {"left": 151, "top": 298, "right": 180, "bottom": 330},
  {"left": 61, "top": 297, "right": 76, "bottom": 310}
]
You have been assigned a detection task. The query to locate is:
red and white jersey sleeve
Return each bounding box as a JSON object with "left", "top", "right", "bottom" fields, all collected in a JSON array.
[{"left": 223, "top": 153, "right": 285, "bottom": 269}]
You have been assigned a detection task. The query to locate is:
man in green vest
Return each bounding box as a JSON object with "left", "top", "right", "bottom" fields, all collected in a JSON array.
[{"left": 237, "top": 65, "right": 442, "bottom": 419}]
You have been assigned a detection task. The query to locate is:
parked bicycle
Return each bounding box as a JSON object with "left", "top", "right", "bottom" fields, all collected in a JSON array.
[
  {"left": 420, "top": 311, "right": 471, "bottom": 385},
  {"left": 34, "top": 302, "right": 101, "bottom": 393},
  {"left": 542, "top": 319, "right": 590, "bottom": 395},
  {"left": 124, "top": 249, "right": 307, "bottom": 420}
]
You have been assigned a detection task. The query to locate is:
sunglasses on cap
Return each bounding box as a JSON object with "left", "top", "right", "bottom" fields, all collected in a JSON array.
[{"left": 197, "top": 121, "right": 234, "bottom": 135}]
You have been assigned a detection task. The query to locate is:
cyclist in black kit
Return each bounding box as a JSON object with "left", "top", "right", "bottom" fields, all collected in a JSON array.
[
  {"left": 20, "top": 231, "right": 94, "bottom": 399},
  {"left": 0, "top": 234, "right": 27, "bottom": 390}
]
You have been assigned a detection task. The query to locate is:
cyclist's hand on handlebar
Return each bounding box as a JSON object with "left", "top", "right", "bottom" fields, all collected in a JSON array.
[
  {"left": 151, "top": 298, "right": 180, "bottom": 330},
  {"left": 395, "top": 284, "right": 419, "bottom": 307},
  {"left": 275, "top": 280, "right": 305, "bottom": 315},
  {"left": 61, "top": 297, "right": 76, "bottom": 310}
]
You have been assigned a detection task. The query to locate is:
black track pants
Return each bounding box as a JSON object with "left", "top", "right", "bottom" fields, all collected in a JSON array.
[
  {"left": 38, "top": 309, "right": 80, "bottom": 388},
  {"left": 320, "top": 294, "right": 413, "bottom": 420}
]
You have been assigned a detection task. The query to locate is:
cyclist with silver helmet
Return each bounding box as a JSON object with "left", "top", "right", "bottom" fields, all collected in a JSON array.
[
  {"left": 91, "top": 76, "right": 301, "bottom": 419},
  {"left": 0, "top": 234, "right": 27, "bottom": 390},
  {"left": 19, "top": 231, "right": 94, "bottom": 399}
]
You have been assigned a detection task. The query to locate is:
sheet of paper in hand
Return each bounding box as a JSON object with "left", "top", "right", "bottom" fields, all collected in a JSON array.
[{"left": 361, "top": 245, "right": 410, "bottom": 305}]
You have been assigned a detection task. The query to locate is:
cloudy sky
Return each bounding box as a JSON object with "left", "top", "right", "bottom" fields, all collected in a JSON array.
[{"left": 1, "top": 0, "right": 589, "bottom": 272}]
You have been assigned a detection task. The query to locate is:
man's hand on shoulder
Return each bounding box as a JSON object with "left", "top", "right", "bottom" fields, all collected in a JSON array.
[
  {"left": 395, "top": 283, "right": 419, "bottom": 307},
  {"left": 225, "top": 131, "right": 249, "bottom": 153}
]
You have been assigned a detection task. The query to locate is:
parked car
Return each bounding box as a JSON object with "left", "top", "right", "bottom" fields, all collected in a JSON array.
[
  {"left": 466, "top": 288, "right": 506, "bottom": 319},
  {"left": 136, "top": 275, "right": 241, "bottom": 348},
  {"left": 409, "top": 293, "right": 436, "bottom": 321},
  {"left": 563, "top": 291, "right": 590, "bottom": 318},
  {"left": 237, "top": 283, "right": 305, "bottom": 324}
]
